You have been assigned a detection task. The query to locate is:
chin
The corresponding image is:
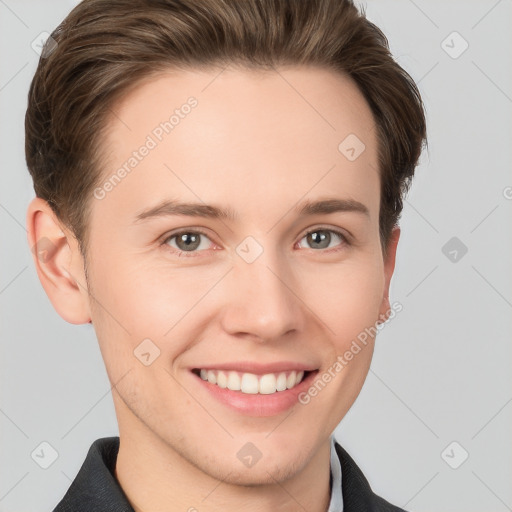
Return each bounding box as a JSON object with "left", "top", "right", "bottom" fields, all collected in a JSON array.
[
  {"left": 208, "top": 457, "right": 303, "bottom": 487},
  {"left": 197, "top": 441, "right": 310, "bottom": 486}
]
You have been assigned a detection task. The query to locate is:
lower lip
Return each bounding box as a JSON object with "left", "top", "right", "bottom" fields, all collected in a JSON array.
[{"left": 191, "top": 370, "right": 318, "bottom": 417}]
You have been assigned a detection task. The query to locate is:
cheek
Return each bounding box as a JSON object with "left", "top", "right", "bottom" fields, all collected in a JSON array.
[
  {"left": 299, "top": 255, "right": 385, "bottom": 346},
  {"left": 86, "top": 255, "right": 195, "bottom": 366},
  {"left": 90, "top": 255, "right": 234, "bottom": 373}
]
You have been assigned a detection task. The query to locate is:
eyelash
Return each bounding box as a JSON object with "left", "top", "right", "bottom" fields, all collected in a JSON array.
[{"left": 160, "top": 226, "right": 350, "bottom": 258}]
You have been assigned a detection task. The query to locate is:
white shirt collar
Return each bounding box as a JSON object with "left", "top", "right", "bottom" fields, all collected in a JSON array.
[{"left": 327, "top": 435, "right": 343, "bottom": 512}]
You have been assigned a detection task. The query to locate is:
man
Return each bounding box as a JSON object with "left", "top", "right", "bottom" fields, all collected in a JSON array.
[{"left": 25, "top": 0, "right": 426, "bottom": 510}]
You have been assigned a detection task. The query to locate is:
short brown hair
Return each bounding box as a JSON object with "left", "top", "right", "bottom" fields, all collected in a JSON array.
[{"left": 25, "top": 0, "right": 427, "bottom": 258}]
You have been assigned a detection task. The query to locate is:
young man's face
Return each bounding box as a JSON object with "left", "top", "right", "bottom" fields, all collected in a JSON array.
[{"left": 47, "top": 66, "right": 398, "bottom": 484}]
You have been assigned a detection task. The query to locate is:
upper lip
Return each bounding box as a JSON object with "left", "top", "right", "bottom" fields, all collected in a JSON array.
[{"left": 191, "top": 361, "right": 317, "bottom": 375}]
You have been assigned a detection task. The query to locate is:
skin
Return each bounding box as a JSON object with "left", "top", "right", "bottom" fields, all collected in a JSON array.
[{"left": 27, "top": 65, "right": 400, "bottom": 512}]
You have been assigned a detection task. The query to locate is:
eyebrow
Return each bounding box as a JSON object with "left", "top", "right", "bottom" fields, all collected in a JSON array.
[{"left": 133, "top": 197, "right": 370, "bottom": 223}]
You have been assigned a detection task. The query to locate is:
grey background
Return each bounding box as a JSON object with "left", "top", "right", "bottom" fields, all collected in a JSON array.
[{"left": 1, "top": 0, "right": 511, "bottom": 511}]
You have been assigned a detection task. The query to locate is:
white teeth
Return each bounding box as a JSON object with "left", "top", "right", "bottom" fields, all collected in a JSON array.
[
  {"left": 259, "top": 373, "right": 277, "bottom": 394},
  {"left": 286, "top": 371, "right": 297, "bottom": 389},
  {"left": 216, "top": 371, "right": 228, "bottom": 388},
  {"left": 241, "top": 373, "right": 259, "bottom": 394},
  {"left": 197, "top": 369, "right": 307, "bottom": 394},
  {"left": 276, "top": 372, "right": 287, "bottom": 391},
  {"left": 227, "top": 371, "right": 241, "bottom": 391}
]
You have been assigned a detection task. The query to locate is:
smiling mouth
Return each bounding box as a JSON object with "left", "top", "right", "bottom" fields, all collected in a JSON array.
[{"left": 191, "top": 368, "right": 314, "bottom": 395}]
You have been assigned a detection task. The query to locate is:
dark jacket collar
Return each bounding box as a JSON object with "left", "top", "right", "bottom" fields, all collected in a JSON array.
[
  {"left": 52, "top": 437, "right": 406, "bottom": 512},
  {"left": 334, "top": 443, "right": 406, "bottom": 511}
]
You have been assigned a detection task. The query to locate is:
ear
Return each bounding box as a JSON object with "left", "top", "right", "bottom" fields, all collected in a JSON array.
[
  {"left": 377, "top": 226, "right": 400, "bottom": 324},
  {"left": 26, "top": 197, "right": 91, "bottom": 324}
]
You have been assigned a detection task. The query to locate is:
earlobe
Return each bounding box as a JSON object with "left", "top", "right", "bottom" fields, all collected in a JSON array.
[
  {"left": 26, "top": 197, "right": 92, "bottom": 325},
  {"left": 378, "top": 226, "right": 401, "bottom": 324}
]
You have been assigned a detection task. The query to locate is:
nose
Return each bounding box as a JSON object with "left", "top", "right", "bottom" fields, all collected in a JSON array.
[{"left": 219, "top": 250, "right": 304, "bottom": 343}]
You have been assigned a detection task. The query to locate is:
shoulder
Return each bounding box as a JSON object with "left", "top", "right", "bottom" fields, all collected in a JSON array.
[
  {"left": 51, "top": 437, "right": 134, "bottom": 512},
  {"left": 334, "top": 441, "right": 408, "bottom": 512}
]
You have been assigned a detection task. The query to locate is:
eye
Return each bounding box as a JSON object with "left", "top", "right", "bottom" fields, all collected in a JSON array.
[
  {"left": 161, "top": 229, "right": 215, "bottom": 257},
  {"left": 297, "top": 227, "right": 349, "bottom": 252},
  {"left": 160, "top": 226, "right": 350, "bottom": 258}
]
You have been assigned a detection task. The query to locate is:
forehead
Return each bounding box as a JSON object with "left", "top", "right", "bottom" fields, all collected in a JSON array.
[{"left": 97, "top": 65, "right": 380, "bottom": 226}]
